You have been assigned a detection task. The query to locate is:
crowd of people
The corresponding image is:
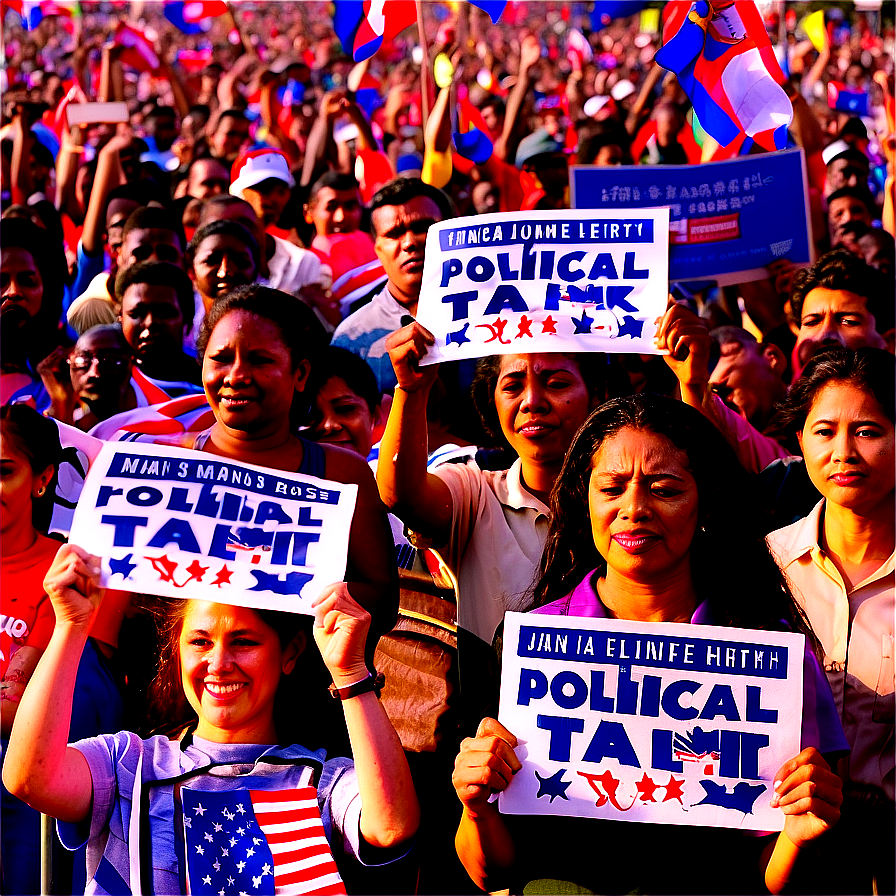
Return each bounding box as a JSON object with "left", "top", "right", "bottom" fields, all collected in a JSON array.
[{"left": 1, "top": 1, "right": 894, "bottom": 894}]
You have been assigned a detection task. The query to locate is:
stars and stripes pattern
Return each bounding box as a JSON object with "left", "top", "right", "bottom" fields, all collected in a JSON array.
[{"left": 182, "top": 787, "right": 346, "bottom": 896}]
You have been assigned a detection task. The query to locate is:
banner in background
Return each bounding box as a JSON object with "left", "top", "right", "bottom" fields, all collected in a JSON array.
[
  {"left": 70, "top": 441, "right": 357, "bottom": 613},
  {"left": 417, "top": 208, "right": 670, "bottom": 365},
  {"left": 571, "top": 148, "right": 812, "bottom": 285},
  {"left": 498, "top": 612, "right": 805, "bottom": 831}
]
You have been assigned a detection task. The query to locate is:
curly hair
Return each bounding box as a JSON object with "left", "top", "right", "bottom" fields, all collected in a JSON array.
[{"left": 533, "top": 393, "right": 815, "bottom": 640}]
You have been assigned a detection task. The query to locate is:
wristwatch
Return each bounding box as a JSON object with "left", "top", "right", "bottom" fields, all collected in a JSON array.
[{"left": 328, "top": 671, "right": 386, "bottom": 700}]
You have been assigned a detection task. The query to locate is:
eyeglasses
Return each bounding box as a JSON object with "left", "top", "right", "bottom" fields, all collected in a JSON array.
[{"left": 68, "top": 352, "right": 132, "bottom": 371}]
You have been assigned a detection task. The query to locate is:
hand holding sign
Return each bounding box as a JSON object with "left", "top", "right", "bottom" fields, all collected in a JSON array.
[
  {"left": 385, "top": 322, "right": 439, "bottom": 395},
  {"left": 772, "top": 747, "right": 842, "bottom": 848},
  {"left": 43, "top": 544, "right": 104, "bottom": 631},
  {"left": 655, "top": 299, "right": 712, "bottom": 400},
  {"left": 453, "top": 717, "right": 522, "bottom": 813},
  {"left": 312, "top": 582, "right": 371, "bottom": 688}
]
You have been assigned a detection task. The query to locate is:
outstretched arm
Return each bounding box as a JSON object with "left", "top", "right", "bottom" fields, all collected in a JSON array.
[
  {"left": 2, "top": 544, "right": 99, "bottom": 824},
  {"left": 312, "top": 584, "right": 419, "bottom": 849},
  {"left": 376, "top": 322, "right": 454, "bottom": 544}
]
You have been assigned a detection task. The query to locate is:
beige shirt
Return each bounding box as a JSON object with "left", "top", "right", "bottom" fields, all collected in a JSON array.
[
  {"left": 436, "top": 458, "right": 549, "bottom": 645},
  {"left": 767, "top": 501, "right": 894, "bottom": 801}
]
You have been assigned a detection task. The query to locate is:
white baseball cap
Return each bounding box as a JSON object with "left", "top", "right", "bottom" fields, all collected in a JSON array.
[{"left": 229, "top": 148, "right": 295, "bottom": 196}]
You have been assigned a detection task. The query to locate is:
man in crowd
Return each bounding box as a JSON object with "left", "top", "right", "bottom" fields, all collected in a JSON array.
[{"left": 331, "top": 177, "right": 451, "bottom": 394}]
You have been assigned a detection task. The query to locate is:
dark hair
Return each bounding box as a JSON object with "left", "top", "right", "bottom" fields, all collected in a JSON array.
[
  {"left": 214, "top": 108, "right": 249, "bottom": 130},
  {"left": 121, "top": 205, "right": 186, "bottom": 250},
  {"left": 0, "top": 217, "right": 66, "bottom": 366},
  {"left": 769, "top": 347, "right": 895, "bottom": 442},
  {"left": 144, "top": 596, "right": 315, "bottom": 744},
  {"left": 0, "top": 403, "right": 77, "bottom": 532},
  {"left": 790, "top": 248, "right": 894, "bottom": 335},
  {"left": 304, "top": 346, "right": 381, "bottom": 414},
  {"left": 825, "top": 145, "right": 869, "bottom": 169},
  {"left": 198, "top": 194, "right": 257, "bottom": 227},
  {"left": 368, "top": 176, "right": 453, "bottom": 237},
  {"left": 826, "top": 185, "right": 876, "bottom": 218},
  {"left": 577, "top": 124, "right": 632, "bottom": 166},
  {"left": 307, "top": 171, "right": 360, "bottom": 205},
  {"left": 114, "top": 260, "right": 196, "bottom": 327},
  {"left": 186, "top": 219, "right": 261, "bottom": 274},
  {"left": 533, "top": 393, "right": 814, "bottom": 637},
  {"left": 471, "top": 352, "right": 607, "bottom": 448}
]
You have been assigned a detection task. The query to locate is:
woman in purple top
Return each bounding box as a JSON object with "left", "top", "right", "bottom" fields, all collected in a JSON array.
[{"left": 453, "top": 393, "right": 847, "bottom": 895}]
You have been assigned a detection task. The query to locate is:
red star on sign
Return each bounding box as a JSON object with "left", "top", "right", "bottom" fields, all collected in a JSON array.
[
  {"left": 541, "top": 316, "right": 557, "bottom": 334},
  {"left": 212, "top": 564, "right": 234, "bottom": 587},
  {"left": 635, "top": 773, "right": 659, "bottom": 802},
  {"left": 185, "top": 559, "right": 208, "bottom": 582},
  {"left": 662, "top": 775, "right": 686, "bottom": 804}
]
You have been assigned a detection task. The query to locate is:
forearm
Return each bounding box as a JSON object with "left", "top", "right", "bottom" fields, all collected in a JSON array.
[
  {"left": 2, "top": 622, "right": 91, "bottom": 821},
  {"left": 81, "top": 148, "right": 124, "bottom": 255},
  {"left": 455, "top": 803, "right": 517, "bottom": 892},
  {"left": 763, "top": 832, "right": 802, "bottom": 894},
  {"left": 342, "top": 691, "right": 419, "bottom": 848}
]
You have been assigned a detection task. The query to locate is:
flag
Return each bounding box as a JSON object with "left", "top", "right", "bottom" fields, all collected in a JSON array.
[
  {"left": 181, "top": 787, "right": 346, "bottom": 896},
  {"left": 164, "top": 0, "right": 227, "bottom": 34},
  {"left": 114, "top": 22, "right": 160, "bottom": 72},
  {"left": 332, "top": 0, "right": 417, "bottom": 62},
  {"left": 801, "top": 9, "right": 827, "bottom": 52},
  {"left": 655, "top": 1, "right": 792, "bottom": 152},
  {"left": 591, "top": 1, "right": 648, "bottom": 30},
  {"left": 468, "top": 0, "right": 505, "bottom": 23},
  {"left": 88, "top": 393, "right": 214, "bottom": 442},
  {"left": 827, "top": 81, "right": 870, "bottom": 117}
]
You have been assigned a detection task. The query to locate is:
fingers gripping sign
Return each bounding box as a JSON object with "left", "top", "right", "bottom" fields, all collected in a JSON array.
[
  {"left": 311, "top": 583, "right": 371, "bottom": 687},
  {"left": 771, "top": 747, "right": 843, "bottom": 849},
  {"left": 453, "top": 717, "right": 522, "bottom": 814},
  {"left": 655, "top": 296, "right": 712, "bottom": 403},
  {"left": 385, "top": 322, "right": 439, "bottom": 395}
]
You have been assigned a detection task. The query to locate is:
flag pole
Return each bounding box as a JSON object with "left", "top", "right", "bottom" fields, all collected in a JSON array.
[{"left": 415, "top": 0, "right": 433, "bottom": 129}]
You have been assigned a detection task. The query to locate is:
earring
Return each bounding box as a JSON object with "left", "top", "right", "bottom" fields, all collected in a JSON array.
[{"left": 36, "top": 486, "right": 46, "bottom": 497}]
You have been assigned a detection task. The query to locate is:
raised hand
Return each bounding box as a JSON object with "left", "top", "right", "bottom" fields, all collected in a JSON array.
[
  {"left": 772, "top": 747, "right": 842, "bottom": 849},
  {"left": 43, "top": 544, "right": 104, "bottom": 630},
  {"left": 385, "top": 321, "right": 439, "bottom": 394},
  {"left": 453, "top": 717, "right": 522, "bottom": 813},
  {"left": 311, "top": 583, "right": 370, "bottom": 687}
]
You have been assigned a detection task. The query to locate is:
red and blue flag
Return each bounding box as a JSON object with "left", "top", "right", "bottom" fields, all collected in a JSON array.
[
  {"left": 164, "top": 1, "right": 227, "bottom": 34},
  {"left": 827, "top": 81, "right": 870, "bottom": 118},
  {"left": 655, "top": 1, "right": 792, "bottom": 152},
  {"left": 332, "top": 0, "right": 417, "bottom": 62},
  {"left": 469, "top": 0, "right": 506, "bottom": 23}
]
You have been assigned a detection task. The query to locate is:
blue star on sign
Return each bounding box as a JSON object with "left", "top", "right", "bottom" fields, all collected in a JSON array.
[
  {"left": 446, "top": 323, "right": 471, "bottom": 347},
  {"left": 571, "top": 311, "right": 593, "bottom": 334},
  {"left": 617, "top": 315, "right": 645, "bottom": 339},
  {"left": 108, "top": 553, "right": 137, "bottom": 579},
  {"left": 535, "top": 769, "right": 571, "bottom": 802}
]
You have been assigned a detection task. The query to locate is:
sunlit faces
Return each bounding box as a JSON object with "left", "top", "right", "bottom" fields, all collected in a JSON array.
[
  {"left": 797, "top": 380, "right": 895, "bottom": 515},
  {"left": 242, "top": 178, "right": 291, "bottom": 229},
  {"left": 708, "top": 340, "right": 785, "bottom": 428},
  {"left": 119, "top": 282, "right": 185, "bottom": 361},
  {"left": 827, "top": 195, "right": 873, "bottom": 247},
  {"left": 0, "top": 434, "right": 53, "bottom": 536},
  {"left": 186, "top": 158, "right": 231, "bottom": 201},
  {"left": 191, "top": 234, "right": 258, "bottom": 308},
  {"left": 118, "top": 228, "right": 184, "bottom": 271},
  {"left": 179, "top": 601, "right": 303, "bottom": 744},
  {"left": 371, "top": 196, "right": 442, "bottom": 306},
  {"left": 1, "top": 246, "right": 43, "bottom": 318},
  {"left": 588, "top": 428, "right": 699, "bottom": 584},
  {"left": 494, "top": 353, "right": 593, "bottom": 468},
  {"left": 795, "top": 287, "right": 882, "bottom": 370},
  {"left": 304, "top": 187, "right": 363, "bottom": 237},
  {"left": 69, "top": 327, "right": 134, "bottom": 408},
  {"left": 202, "top": 310, "right": 310, "bottom": 437},
  {"left": 307, "top": 376, "right": 378, "bottom": 458}
]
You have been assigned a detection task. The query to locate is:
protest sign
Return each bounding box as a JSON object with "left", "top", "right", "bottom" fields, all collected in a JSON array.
[
  {"left": 416, "top": 208, "right": 670, "bottom": 365},
  {"left": 69, "top": 441, "right": 357, "bottom": 613},
  {"left": 498, "top": 612, "right": 804, "bottom": 831},
  {"left": 571, "top": 148, "right": 812, "bottom": 286}
]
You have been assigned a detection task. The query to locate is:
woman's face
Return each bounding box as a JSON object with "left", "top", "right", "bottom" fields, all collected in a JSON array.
[
  {"left": 203, "top": 310, "right": 310, "bottom": 439},
  {"left": 797, "top": 380, "right": 895, "bottom": 514},
  {"left": 1, "top": 246, "right": 43, "bottom": 319},
  {"left": 588, "top": 427, "right": 699, "bottom": 585},
  {"left": 307, "top": 376, "right": 377, "bottom": 458},
  {"left": 0, "top": 433, "right": 52, "bottom": 535},
  {"left": 493, "top": 353, "right": 593, "bottom": 467},
  {"left": 179, "top": 601, "right": 303, "bottom": 744}
]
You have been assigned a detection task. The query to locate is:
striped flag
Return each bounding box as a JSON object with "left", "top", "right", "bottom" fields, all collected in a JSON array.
[
  {"left": 182, "top": 786, "right": 346, "bottom": 896},
  {"left": 332, "top": 0, "right": 417, "bottom": 62},
  {"left": 655, "top": 1, "right": 792, "bottom": 153},
  {"left": 88, "top": 393, "right": 214, "bottom": 441},
  {"left": 114, "top": 23, "right": 160, "bottom": 73}
]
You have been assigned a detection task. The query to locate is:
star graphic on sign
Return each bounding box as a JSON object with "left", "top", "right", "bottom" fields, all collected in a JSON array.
[
  {"left": 262, "top": 863, "right": 272, "bottom": 876},
  {"left": 213, "top": 860, "right": 221, "bottom": 871},
  {"left": 227, "top": 877, "right": 235, "bottom": 886},
  {"left": 108, "top": 554, "right": 137, "bottom": 579},
  {"left": 541, "top": 316, "right": 557, "bottom": 335},
  {"left": 236, "top": 826, "right": 245, "bottom": 836},
  {"left": 195, "top": 844, "right": 204, "bottom": 855},
  {"left": 572, "top": 311, "right": 594, "bottom": 334},
  {"left": 635, "top": 773, "right": 660, "bottom": 802},
  {"left": 516, "top": 315, "right": 534, "bottom": 338},
  {"left": 236, "top": 803, "right": 246, "bottom": 815},
  {"left": 148, "top": 554, "right": 179, "bottom": 585},
  {"left": 476, "top": 317, "right": 511, "bottom": 344},
  {"left": 616, "top": 315, "right": 644, "bottom": 339},
  {"left": 221, "top": 848, "right": 229, "bottom": 857},
  {"left": 253, "top": 876, "right": 263, "bottom": 889},
  {"left": 185, "top": 559, "right": 208, "bottom": 582},
  {"left": 246, "top": 846, "right": 255, "bottom": 858},
  {"left": 212, "top": 564, "right": 233, "bottom": 587},
  {"left": 194, "top": 803, "right": 206, "bottom": 816},
  {"left": 252, "top": 837, "right": 262, "bottom": 845},
  {"left": 202, "top": 876, "right": 211, "bottom": 886},
  {"left": 534, "top": 768, "right": 571, "bottom": 802},
  {"left": 204, "top": 831, "right": 214, "bottom": 842},
  {"left": 237, "top": 861, "right": 247, "bottom": 872},
  {"left": 213, "top": 822, "right": 223, "bottom": 832},
  {"left": 662, "top": 775, "right": 686, "bottom": 805},
  {"left": 578, "top": 769, "right": 638, "bottom": 811},
  {"left": 223, "top": 809, "right": 235, "bottom": 821},
  {"left": 446, "top": 323, "right": 471, "bottom": 347}
]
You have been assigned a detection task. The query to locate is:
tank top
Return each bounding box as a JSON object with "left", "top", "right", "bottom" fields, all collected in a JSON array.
[{"left": 188, "top": 430, "right": 326, "bottom": 478}]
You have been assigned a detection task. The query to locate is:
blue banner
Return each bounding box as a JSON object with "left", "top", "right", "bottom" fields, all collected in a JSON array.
[{"left": 571, "top": 148, "right": 812, "bottom": 285}]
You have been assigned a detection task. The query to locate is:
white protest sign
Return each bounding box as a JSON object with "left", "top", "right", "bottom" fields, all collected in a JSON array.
[
  {"left": 498, "top": 612, "right": 804, "bottom": 831},
  {"left": 416, "top": 208, "right": 670, "bottom": 364},
  {"left": 70, "top": 441, "right": 357, "bottom": 613}
]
